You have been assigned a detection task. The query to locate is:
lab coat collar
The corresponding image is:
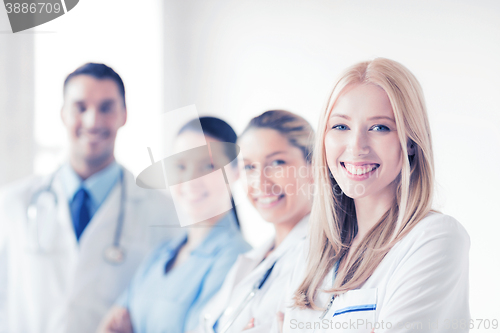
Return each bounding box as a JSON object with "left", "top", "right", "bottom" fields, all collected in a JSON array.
[
  {"left": 59, "top": 161, "right": 121, "bottom": 204},
  {"left": 273, "top": 213, "right": 309, "bottom": 259},
  {"left": 58, "top": 162, "right": 147, "bottom": 203},
  {"left": 229, "top": 214, "right": 310, "bottom": 288},
  {"left": 244, "top": 213, "right": 310, "bottom": 262}
]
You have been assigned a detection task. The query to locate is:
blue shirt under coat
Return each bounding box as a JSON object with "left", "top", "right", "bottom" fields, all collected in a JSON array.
[
  {"left": 116, "top": 211, "right": 251, "bottom": 333},
  {"left": 59, "top": 161, "right": 122, "bottom": 218}
]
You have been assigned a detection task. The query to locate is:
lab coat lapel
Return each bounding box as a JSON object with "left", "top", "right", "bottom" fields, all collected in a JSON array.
[
  {"left": 52, "top": 173, "right": 79, "bottom": 254},
  {"left": 68, "top": 168, "right": 140, "bottom": 299},
  {"left": 270, "top": 215, "right": 309, "bottom": 260},
  {"left": 229, "top": 237, "right": 274, "bottom": 291},
  {"left": 77, "top": 183, "right": 120, "bottom": 251},
  {"left": 236, "top": 215, "right": 309, "bottom": 288},
  {"left": 42, "top": 173, "right": 80, "bottom": 331},
  {"left": 77, "top": 168, "right": 145, "bottom": 251}
]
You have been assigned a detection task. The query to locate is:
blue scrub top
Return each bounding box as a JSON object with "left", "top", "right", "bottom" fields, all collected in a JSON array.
[{"left": 116, "top": 211, "right": 251, "bottom": 333}]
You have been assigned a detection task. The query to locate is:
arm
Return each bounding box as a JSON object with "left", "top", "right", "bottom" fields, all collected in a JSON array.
[
  {"left": 96, "top": 306, "right": 133, "bottom": 333},
  {"left": 0, "top": 242, "right": 7, "bottom": 333},
  {"left": 0, "top": 189, "right": 10, "bottom": 333},
  {"left": 377, "top": 217, "right": 470, "bottom": 332}
]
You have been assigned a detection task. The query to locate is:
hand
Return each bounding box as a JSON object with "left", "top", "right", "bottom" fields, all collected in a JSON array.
[
  {"left": 276, "top": 312, "right": 284, "bottom": 333},
  {"left": 243, "top": 318, "right": 255, "bottom": 330},
  {"left": 96, "top": 306, "right": 133, "bottom": 333}
]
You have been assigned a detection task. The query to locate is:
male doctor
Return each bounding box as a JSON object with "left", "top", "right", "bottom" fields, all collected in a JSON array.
[{"left": 0, "top": 63, "right": 178, "bottom": 333}]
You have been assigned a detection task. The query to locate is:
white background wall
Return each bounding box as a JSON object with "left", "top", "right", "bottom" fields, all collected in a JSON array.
[
  {"left": 1, "top": 0, "right": 498, "bottom": 328},
  {"left": 0, "top": 10, "right": 34, "bottom": 185},
  {"left": 30, "top": 0, "right": 165, "bottom": 178}
]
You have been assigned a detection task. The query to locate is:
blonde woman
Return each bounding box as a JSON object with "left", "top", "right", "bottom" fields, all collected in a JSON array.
[
  {"left": 279, "top": 59, "right": 470, "bottom": 332},
  {"left": 197, "top": 110, "right": 314, "bottom": 333}
]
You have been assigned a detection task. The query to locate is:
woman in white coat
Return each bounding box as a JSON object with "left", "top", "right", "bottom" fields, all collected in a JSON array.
[
  {"left": 197, "top": 110, "right": 315, "bottom": 333},
  {"left": 278, "top": 58, "right": 470, "bottom": 332}
]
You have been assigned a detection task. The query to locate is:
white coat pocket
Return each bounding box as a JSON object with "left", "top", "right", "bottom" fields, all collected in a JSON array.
[{"left": 325, "top": 288, "right": 378, "bottom": 333}]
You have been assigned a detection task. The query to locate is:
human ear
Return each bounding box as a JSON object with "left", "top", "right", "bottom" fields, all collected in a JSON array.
[
  {"left": 120, "top": 108, "right": 128, "bottom": 127},
  {"left": 60, "top": 106, "right": 67, "bottom": 125}
]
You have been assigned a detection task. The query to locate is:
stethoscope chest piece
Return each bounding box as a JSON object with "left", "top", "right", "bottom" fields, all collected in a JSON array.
[{"left": 103, "top": 245, "right": 126, "bottom": 265}]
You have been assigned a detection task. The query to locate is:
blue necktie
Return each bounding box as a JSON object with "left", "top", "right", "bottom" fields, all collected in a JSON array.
[{"left": 71, "top": 187, "right": 91, "bottom": 241}]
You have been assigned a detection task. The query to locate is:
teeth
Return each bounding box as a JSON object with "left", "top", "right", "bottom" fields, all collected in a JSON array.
[
  {"left": 344, "top": 163, "right": 378, "bottom": 176},
  {"left": 257, "top": 196, "right": 280, "bottom": 204}
]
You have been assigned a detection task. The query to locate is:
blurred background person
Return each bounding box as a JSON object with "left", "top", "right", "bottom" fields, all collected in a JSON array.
[
  {"left": 98, "top": 116, "right": 251, "bottom": 333},
  {"left": 0, "top": 63, "right": 180, "bottom": 333},
  {"left": 197, "top": 110, "right": 314, "bottom": 333}
]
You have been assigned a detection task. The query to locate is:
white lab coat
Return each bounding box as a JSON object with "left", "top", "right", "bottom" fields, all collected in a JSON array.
[
  {"left": 0, "top": 167, "right": 180, "bottom": 333},
  {"left": 199, "top": 215, "right": 309, "bottom": 333},
  {"left": 278, "top": 212, "right": 470, "bottom": 333}
]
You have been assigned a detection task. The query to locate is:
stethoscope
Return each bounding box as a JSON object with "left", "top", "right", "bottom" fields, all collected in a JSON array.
[
  {"left": 212, "top": 260, "right": 278, "bottom": 333},
  {"left": 26, "top": 167, "right": 127, "bottom": 265}
]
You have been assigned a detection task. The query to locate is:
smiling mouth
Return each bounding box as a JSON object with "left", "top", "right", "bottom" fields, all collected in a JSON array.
[
  {"left": 79, "top": 130, "right": 109, "bottom": 142},
  {"left": 254, "top": 194, "right": 285, "bottom": 207},
  {"left": 184, "top": 193, "right": 208, "bottom": 204},
  {"left": 341, "top": 162, "right": 380, "bottom": 176}
]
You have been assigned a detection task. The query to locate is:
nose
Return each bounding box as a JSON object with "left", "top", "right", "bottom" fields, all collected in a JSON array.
[
  {"left": 248, "top": 164, "right": 272, "bottom": 194},
  {"left": 178, "top": 165, "right": 206, "bottom": 194},
  {"left": 81, "top": 107, "right": 102, "bottom": 128},
  {"left": 347, "top": 129, "right": 370, "bottom": 156}
]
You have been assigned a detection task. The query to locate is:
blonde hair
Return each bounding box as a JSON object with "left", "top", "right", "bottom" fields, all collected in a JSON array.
[
  {"left": 241, "top": 110, "right": 314, "bottom": 163},
  {"left": 294, "top": 58, "right": 434, "bottom": 309}
]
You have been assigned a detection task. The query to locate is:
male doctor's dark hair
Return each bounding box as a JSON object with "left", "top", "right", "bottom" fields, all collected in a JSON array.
[{"left": 63, "top": 63, "right": 127, "bottom": 108}]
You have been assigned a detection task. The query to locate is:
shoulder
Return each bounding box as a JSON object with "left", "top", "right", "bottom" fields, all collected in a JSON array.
[
  {"left": 219, "top": 231, "right": 252, "bottom": 257},
  {"left": 400, "top": 212, "right": 470, "bottom": 252},
  {"left": 0, "top": 175, "right": 45, "bottom": 213},
  {"left": 123, "top": 166, "right": 179, "bottom": 216},
  {"left": 137, "top": 235, "right": 186, "bottom": 275},
  {"left": 209, "top": 229, "right": 251, "bottom": 267},
  {"left": 214, "top": 215, "right": 252, "bottom": 255},
  {"left": 383, "top": 212, "right": 470, "bottom": 275},
  {"left": 0, "top": 175, "right": 43, "bottom": 197}
]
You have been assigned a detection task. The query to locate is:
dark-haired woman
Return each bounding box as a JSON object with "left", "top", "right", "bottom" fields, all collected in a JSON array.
[{"left": 97, "top": 117, "right": 251, "bottom": 333}]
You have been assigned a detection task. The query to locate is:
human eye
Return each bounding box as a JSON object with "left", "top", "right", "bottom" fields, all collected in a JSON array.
[
  {"left": 370, "top": 124, "right": 391, "bottom": 132},
  {"left": 100, "top": 101, "right": 114, "bottom": 113},
  {"left": 75, "top": 102, "right": 86, "bottom": 113},
  {"left": 331, "top": 124, "right": 349, "bottom": 130},
  {"left": 244, "top": 164, "right": 254, "bottom": 171},
  {"left": 203, "top": 163, "right": 215, "bottom": 171},
  {"left": 100, "top": 105, "right": 111, "bottom": 113},
  {"left": 271, "top": 159, "right": 286, "bottom": 167}
]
